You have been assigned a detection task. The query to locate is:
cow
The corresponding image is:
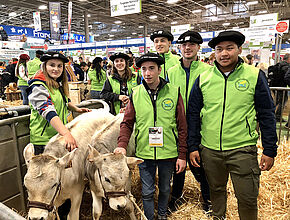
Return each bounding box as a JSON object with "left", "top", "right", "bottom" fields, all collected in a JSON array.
[{"left": 23, "top": 109, "right": 124, "bottom": 220}]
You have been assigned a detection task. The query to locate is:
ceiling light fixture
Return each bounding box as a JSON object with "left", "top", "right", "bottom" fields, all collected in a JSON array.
[
  {"left": 111, "top": 29, "right": 117, "bottom": 32},
  {"left": 201, "top": 29, "right": 206, "bottom": 32},
  {"left": 149, "top": 15, "right": 157, "bottom": 19},
  {"left": 9, "top": 12, "right": 17, "bottom": 17},
  {"left": 192, "top": 9, "right": 202, "bottom": 13},
  {"left": 132, "top": 32, "right": 137, "bottom": 35},
  {"left": 247, "top": 1, "right": 258, "bottom": 6},
  {"left": 258, "top": 10, "right": 267, "bottom": 14},
  {"left": 167, "top": 0, "right": 179, "bottom": 4},
  {"left": 223, "top": 22, "right": 230, "bottom": 26},
  {"left": 87, "top": 14, "right": 91, "bottom": 17},
  {"left": 114, "top": 20, "right": 122, "bottom": 24},
  {"left": 205, "top": 4, "right": 215, "bottom": 8},
  {"left": 38, "top": 5, "right": 47, "bottom": 10},
  {"left": 171, "top": 21, "right": 178, "bottom": 25},
  {"left": 127, "top": 36, "right": 131, "bottom": 39},
  {"left": 138, "top": 25, "right": 144, "bottom": 28}
]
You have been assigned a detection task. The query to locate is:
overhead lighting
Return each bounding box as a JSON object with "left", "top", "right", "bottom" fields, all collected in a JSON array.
[
  {"left": 38, "top": 5, "right": 47, "bottom": 10},
  {"left": 88, "top": 25, "right": 92, "bottom": 29},
  {"left": 223, "top": 22, "right": 230, "bottom": 26},
  {"left": 127, "top": 36, "right": 131, "bottom": 39},
  {"left": 95, "top": 34, "right": 100, "bottom": 37},
  {"left": 192, "top": 9, "right": 202, "bottom": 13},
  {"left": 149, "top": 15, "right": 157, "bottom": 19},
  {"left": 132, "top": 32, "right": 137, "bottom": 35},
  {"left": 9, "top": 12, "right": 17, "bottom": 17},
  {"left": 171, "top": 21, "right": 178, "bottom": 25},
  {"left": 205, "top": 4, "right": 215, "bottom": 8},
  {"left": 79, "top": 0, "right": 87, "bottom": 2},
  {"left": 107, "top": 38, "right": 112, "bottom": 40},
  {"left": 201, "top": 29, "right": 206, "bottom": 32},
  {"left": 167, "top": 0, "right": 179, "bottom": 4},
  {"left": 138, "top": 25, "right": 144, "bottom": 28},
  {"left": 109, "top": 34, "right": 114, "bottom": 37},
  {"left": 87, "top": 14, "right": 91, "bottom": 17},
  {"left": 247, "top": 1, "right": 258, "bottom": 6},
  {"left": 111, "top": 29, "right": 117, "bottom": 32},
  {"left": 114, "top": 20, "right": 122, "bottom": 24},
  {"left": 28, "top": 24, "right": 34, "bottom": 27},
  {"left": 211, "top": 16, "right": 218, "bottom": 21},
  {"left": 258, "top": 10, "right": 267, "bottom": 14}
]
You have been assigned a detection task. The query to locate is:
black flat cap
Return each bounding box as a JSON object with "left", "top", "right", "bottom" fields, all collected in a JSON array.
[
  {"left": 135, "top": 53, "right": 165, "bottom": 68},
  {"left": 177, "top": 31, "right": 203, "bottom": 44},
  {"left": 40, "top": 51, "right": 69, "bottom": 63},
  {"left": 109, "top": 52, "right": 130, "bottom": 62},
  {"left": 150, "top": 30, "right": 174, "bottom": 42},
  {"left": 208, "top": 31, "right": 245, "bottom": 48}
]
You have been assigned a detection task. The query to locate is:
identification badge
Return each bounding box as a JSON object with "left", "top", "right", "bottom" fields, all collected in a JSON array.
[
  {"left": 149, "top": 127, "right": 163, "bottom": 147},
  {"left": 67, "top": 112, "right": 73, "bottom": 123}
]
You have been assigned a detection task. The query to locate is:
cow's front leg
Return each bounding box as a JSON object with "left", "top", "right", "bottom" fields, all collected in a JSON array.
[
  {"left": 67, "top": 186, "right": 84, "bottom": 220},
  {"left": 91, "top": 190, "right": 103, "bottom": 220},
  {"left": 125, "top": 198, "right": 137, "bottom": 220}
]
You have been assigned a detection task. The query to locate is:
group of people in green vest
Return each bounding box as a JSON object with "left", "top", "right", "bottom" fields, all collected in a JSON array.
[{"left": 25, "top": 29, "right": 278, "bottom": 220}]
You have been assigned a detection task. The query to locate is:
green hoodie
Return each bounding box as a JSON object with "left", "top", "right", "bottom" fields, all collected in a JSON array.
[{"left": 159, "top": 51, "right": 180, "bottom": 79}]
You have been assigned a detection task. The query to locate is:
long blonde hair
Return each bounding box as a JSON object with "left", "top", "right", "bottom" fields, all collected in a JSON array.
[{"left": 42, "top": 60, "right": 69, "bottom": 97}]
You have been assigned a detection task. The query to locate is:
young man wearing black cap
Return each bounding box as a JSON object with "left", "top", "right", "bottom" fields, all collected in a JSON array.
[
  {"left": 114, "top": 53, "right": 187, "bottom": 220},
  {"left": 167, "top": 30, "right": 211, "bottom": 213},
  {"left": 187, "top": 31, "right": 278, "bottom": 220},
  {"left": 27, "top": 50, "right": 44, "bottom": 78},
  {"left": 150, "top": 30, "right": 180, "bottom": 80}
]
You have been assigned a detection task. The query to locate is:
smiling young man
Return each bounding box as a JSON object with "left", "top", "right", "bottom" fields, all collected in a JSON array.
[
  {"left": 114, "top": 53, "right": 187, "bottom": 220},
  {"left": 150, "top": 30, "right": 180, "bottom": 80},
  {"left": 166, "top": 30, "right": 211, "bottom": 213},
  {"left": 186, "top": 31, "right": 278, "bottom": 220}
]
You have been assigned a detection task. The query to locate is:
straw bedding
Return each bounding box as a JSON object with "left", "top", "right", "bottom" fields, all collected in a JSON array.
[{"left": 80, "top": 139, "right": 289, "bottom": 220}]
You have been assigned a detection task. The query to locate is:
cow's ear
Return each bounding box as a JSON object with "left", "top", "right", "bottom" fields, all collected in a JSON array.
[
  {"left": 23, "top": 143, "right": 35, "bottom": 165},
  {"left": 126, "top": 157, "right": 144, "bottom": 169},
  {"left": 87, "top": 144, "right": 101, "bottom": 162},
  {"left": 57, "top": 148, "right": 77, "bottom": 168}
]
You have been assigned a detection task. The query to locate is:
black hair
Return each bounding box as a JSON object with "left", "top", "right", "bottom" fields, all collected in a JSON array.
[{"left": 91, "top": 57, "right": 103, "bottom": 82}]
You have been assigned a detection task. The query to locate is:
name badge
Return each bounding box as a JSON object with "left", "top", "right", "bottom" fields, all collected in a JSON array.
[{"left": 149, "top": 127, "right": 163, "bottom": 147}]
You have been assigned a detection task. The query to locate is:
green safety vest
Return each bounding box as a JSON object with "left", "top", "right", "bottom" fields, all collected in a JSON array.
[
  {"left": 132, "top": 83, "right": 179, "bottom": 160},
  {"left": 27, "top": 57, "right": 42, "bottom": 77},
  {"left": 88, "top": 68, "right": 106, "bottom": 91},
  {"left": 167, "top": 60, "right": 210, "bottom": 112},
  {"left": 17, "top": 63, "right": 28, "bottom": 86},
  {"left": 108, "top": 75, "right": 138, "bottom": 114},
  {"left": 29, "top": 81, "right": 69, "bottom": 145},
  {"left": 199, "top": 63, "right": 260, "bottom": 151},
  {"left": 159, "top": 51, "right": 180, "bottom": 79}
]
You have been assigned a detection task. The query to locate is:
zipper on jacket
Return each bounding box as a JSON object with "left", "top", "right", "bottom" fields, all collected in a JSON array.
[
  {"left": 41, "top": 121, "right": 49, "bottom": 136},
  {"left": 219, "top": 77, "right": 228, "bottom": 151},
  {"left": 246, "top": 117, "right": 252, "bottom": 137},
  {"left": 172, "top": 128, "right": 178, "bottom": 152},
  {"left": 161, "top": 54, "right": 167, "bottom": 80}
]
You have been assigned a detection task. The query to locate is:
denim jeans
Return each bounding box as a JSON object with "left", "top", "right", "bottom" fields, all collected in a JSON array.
[
  {"left": 138, "top": 159, "right": 175, "bottom": 220},
  {"left": 90, "top": 90, "right": 101, "bottom": 99},
  {"left": 19, "top": 85, "right": 29, "bottom": 105}
]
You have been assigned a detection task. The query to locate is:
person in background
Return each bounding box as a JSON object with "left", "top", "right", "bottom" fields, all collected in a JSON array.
[
  {"left": 127, "top": 50, "right": 134, "bottom": 67},
  {"left": 5, "top": 58, "right": 18, "bottom": 83},
  {"left": 114, "top": 53, "right": 187, "bottom": 220},
  {"left": 102, "top": 57, "right": 108, "bottom": 71},
  {"left": 80, "top": 62, "right": 89, "bottom": 82},
  {"left": 150, "top": 30, "right": 180, "bottom": 80},
  {"left": 167, "top": 31, "right": 211, "bottom": 213},
  {"left": 187, "top": 30, "right": 277, "bottom": 220},
  {"left": 0, "top": 26, "right": 8, "bottom": 41},
  {"left": 208, "top": 53, "right": 215, "bottom": 66},
  {"left": 88, "top": 57, "right": 106, "bottom": 99},
  {"left": 27, "top": 50, "right": 44, "bottom": 78},
  {"left": 246, "top": 54, "right": 254, "bottom": 65},
  {"left": 78, "top": 56, "right": 84, "bottom": 64},
  {"left": 15, "top": 54, "right": 30, "bottom": 105},
  {"left": 101, "top": 52, "right": 140, "bottom": 115},
  {"left": 130, "top": 56, "right": 141, "bottom": 77},
  {"left": 20, "top": 34, "right": 27, "bottom": 42}
]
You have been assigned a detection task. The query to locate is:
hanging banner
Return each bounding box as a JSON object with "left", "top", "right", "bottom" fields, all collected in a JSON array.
[
  {"left": 171, "top": 24, "right": 191, "bottom": 36},
  {"left": 250, "top": 13, "right": 278, "bottom": 27},
  {"left": 49, "top": 2, "right": 61, "bottom": 41},
  {"left": 68, "top": 1, "right": 72, "bottom": 41},
  {"left": 110, "top": 0, "right": 142, "bottom": 17},
  {"left": 33, "top": 12, "right": 42, "bottom": 31}
]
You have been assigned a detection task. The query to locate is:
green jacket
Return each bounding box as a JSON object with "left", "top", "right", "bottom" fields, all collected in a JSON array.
[
  {"left": 108, "top": 74, "right": 138, "bottom": 114},
  {"left": 132, "top": 82, "right": 179, "bottom": 160},
  {"left": 29, "top": 80, "right": 69, "bottom": 145},
  {"left": 17, "top": 63, "right": 28, "bottom": 86},
  {"left": 167, "top": 60, "right": 210, "bottom": 112},
  {"left": 27, "top": 57, "right": 42, "bottom": 77},
  {"left": 199, "top": 63, "right": 260, "bottom": 151},
  {"left": 88, "top": 68, "right": 106, "bottom": 91},
  {"left": 159, "top": 51, "right": 180, "bottom": 79}
]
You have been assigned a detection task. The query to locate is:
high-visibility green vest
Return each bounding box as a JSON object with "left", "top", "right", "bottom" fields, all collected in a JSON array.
[
  {"left": 29, "top": 81, "right": 69, "bottom": 145},
  {"left": 108, "top": 75, "right": 138, "bottom": 114},
  {"left": 27, "top": 57, "right": 42, "bottom": 77},
  {"left": 167, "top": 60, "right": 210, "bottom": 112},
  {"left": 159, "top": 51, "right": 180, "bottom": 79},
  {"left": 17, "top": 63, "right": 28, "bottom": 86},
  {"left": 132, "top": 83, "right": 179, "bottom": 160},
  {"left": 88, "top": 68, "right": 106, "bottom": 91},
  {"left": 199, "top": 63, "right": 260, "bottom": 151}
]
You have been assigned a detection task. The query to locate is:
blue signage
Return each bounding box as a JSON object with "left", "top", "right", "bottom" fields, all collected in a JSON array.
[{"left": 0, "top": 25, "right": 92, "bottom": 43}]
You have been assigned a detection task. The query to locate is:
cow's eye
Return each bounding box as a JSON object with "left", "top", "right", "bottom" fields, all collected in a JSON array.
[{"left": 105, "top": 177, "right": 111, "bottom": 183}]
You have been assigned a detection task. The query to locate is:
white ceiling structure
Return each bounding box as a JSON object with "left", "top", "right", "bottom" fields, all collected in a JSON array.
[{"left": 0, "top": 0, "right": 289, "bottom": 42}]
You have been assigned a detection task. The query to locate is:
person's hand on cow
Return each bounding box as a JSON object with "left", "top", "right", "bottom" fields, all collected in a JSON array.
[
  {"left": 119, "top": 107, "right": 126, "bottom": 113},
  {"left": 68, "top": 102, "right": 91, "bottom": 113},
  {"left": 189, "top": 150, "right": 200, "bottom": 167},
  {"left": 176, "top": 158, "right": 186, "bottom": 174},
  {"left": 75, "top": 107, "right": 91, "bottom": 113},
  {"left": 119, "top": 95, "right": 129, "bottom": 104},
  {"left": 260, "top": 154, "right": 274, "bottom": 171},
  {"left": 114, "top": 147, "right": 126, "bottom": 155},
  {"left": 63, "top": 131, "right": 78, "bottom": 152}
]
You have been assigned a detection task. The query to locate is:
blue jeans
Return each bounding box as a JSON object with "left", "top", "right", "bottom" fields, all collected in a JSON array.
[
  {"left": 138, "top": 159, "right": 175, "bottom": 220},
  {"left": 19, "top": 85, "right": 29, "bottom": 105},
  {"left": 90, "top": 90, "right": 101, "bottom": 99}
]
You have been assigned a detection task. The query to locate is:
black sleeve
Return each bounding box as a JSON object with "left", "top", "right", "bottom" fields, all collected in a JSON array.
[
  {"left": 254, "top": 70, "right": 278, "bottom": 157},
  {"left": 100, "top": 79, "right": 120, "bottom": 102},
  {"left": 186, "top": 76, "right": 204, "bottom": 153},
  {"left": 284, "top": 67, "right": 290, "bottom": 86}
]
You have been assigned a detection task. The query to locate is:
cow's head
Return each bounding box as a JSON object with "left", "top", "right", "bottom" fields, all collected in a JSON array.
[
  {"left": 87, "top": 145, "right": 143, "bottom": 211},
  {"left": 23, "top": 143, "right": 76, "bottom": 220}
]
